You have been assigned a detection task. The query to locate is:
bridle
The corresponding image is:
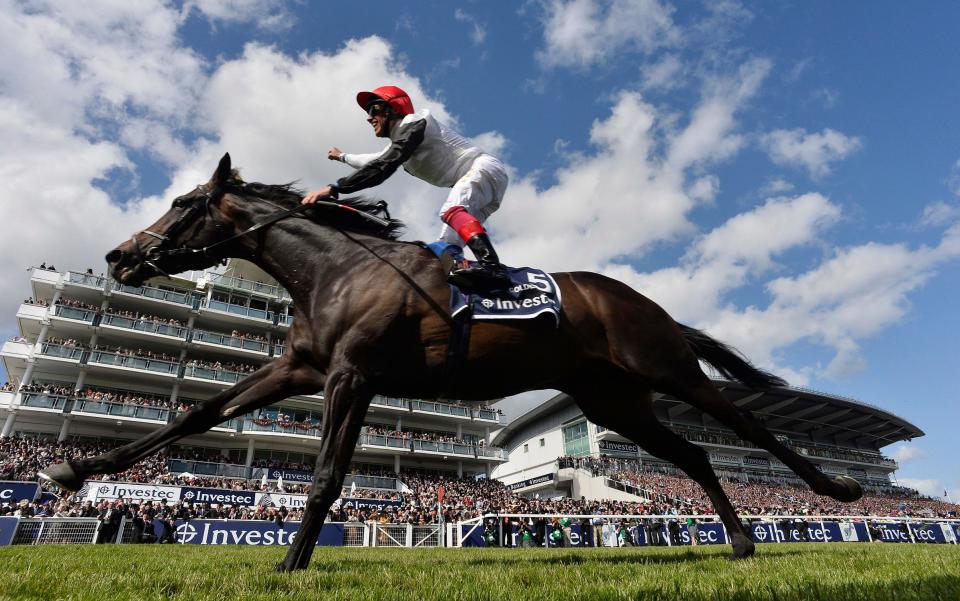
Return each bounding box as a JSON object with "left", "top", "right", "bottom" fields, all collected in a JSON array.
[{"left": 132, "top": 183, "right": 393, "bottom": 277}]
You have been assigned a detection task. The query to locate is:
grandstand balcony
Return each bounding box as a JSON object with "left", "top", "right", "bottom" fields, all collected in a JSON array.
[
  {"left": 201, "top": 298, "right": 274, "bottom": 327},
  {"left": 411, "top": 438, "right": 476, "bottom": 458},
  {"left": 50, "top": 303, "right": 97, "bottom": 324},
  {"left": 358, "top": 433, "right": 412, "bottom": 454},
  {"left": 368, "top": 396, "right": 409, "bottom": 414},
  {"left": 65, "top": 271, "right": 107, "bottom": 291},
  {"left": 111, "top": 281, "right": 199, "bottom": 313},
  {"left": 16, "top": 301, "right": 49, "bottom": 322},
  {"left": 37, "top": 342, "right": 85, "bottom": 364},
  {"left": 69, "top": 398, "right": 170, "bottom": 425},
  {"left": 410, "top": 400, "right": 472, "bottom": 421},
  {"left": 189, "top": 328, "right": 271, "bottom": 359},
  {"left": 242, "top": 417, "right": 323, "bottom": 441},
  {"left": 87, "top": 349, "right": 180, "bottom": 380},
  {"left": 99, "top": 313, "right": 189, "bottom": 344},
  {"left": 16, "top": 392, "right": 70, "bottom": 413},
  {"left": 205, "top": 273, "right": 285, "bottom": 300},
  {"left": 183, "top": 364, "right": 255, "bottom": 386},
  {"left": 168, "top": 458, "right": 252, "bottom": 480},
  {"left": 1, "top": 339, "right": 33, "bottom": 360}
]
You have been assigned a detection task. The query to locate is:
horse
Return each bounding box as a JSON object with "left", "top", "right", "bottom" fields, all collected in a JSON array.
[{"left": 39, "top": 153, "right": 863, "bottom": 571}]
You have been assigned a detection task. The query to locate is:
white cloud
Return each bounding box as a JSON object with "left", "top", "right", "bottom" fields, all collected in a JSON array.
[
  {"left": 889, "top": 444, "right": 926, "bottom": 464},
  {"left": 640, "top": 54, "right": 684, "bottom": 91},
  {"left": 919, "top": 201, "right": 960, "bottom": 228},
  {"left": 453, "top": 9, "right": 487, "bottom": 45},
  {"left": 947, "top": 159, "right": 960, "bottom": 197},
  {"left": 897, "top": 478, "right": 948, "bottom": 499},
  {"left": 537, "top": 0, "right": 679, "bottom": 69},
  {"left": 761, "top": 128, "right": 862, "bottom": 178},
  {"left": 760, "top": 178, "right": 794, "bottom": 195},
  {"left": 185, "top": 0, "right": 296, "bottom": 31}
]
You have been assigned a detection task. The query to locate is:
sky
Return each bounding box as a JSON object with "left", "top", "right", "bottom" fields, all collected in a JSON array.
[{"left": 0, "top": 1, "right": 957, "bottom": 500}]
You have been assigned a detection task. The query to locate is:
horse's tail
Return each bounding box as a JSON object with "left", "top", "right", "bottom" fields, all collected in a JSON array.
[{"left": 678, "top": 323, "right": 787, "bottom": 390}]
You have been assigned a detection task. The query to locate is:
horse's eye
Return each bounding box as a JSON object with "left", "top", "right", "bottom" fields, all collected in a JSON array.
[{"left": 172, "top": 198, "right": 187, "bottom": 209}]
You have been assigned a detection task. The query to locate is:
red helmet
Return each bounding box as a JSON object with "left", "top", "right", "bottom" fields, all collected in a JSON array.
[{"left": 356, "top": 85, "right": 414, "bottom": 117}]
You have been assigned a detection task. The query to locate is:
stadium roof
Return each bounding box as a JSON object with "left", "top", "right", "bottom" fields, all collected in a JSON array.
[{"left": 493, "top": 381, "right": 924, "bottom": 450}]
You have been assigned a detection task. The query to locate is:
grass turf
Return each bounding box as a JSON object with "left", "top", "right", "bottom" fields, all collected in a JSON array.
[{"left": 0, "top": 543, "right": 958, "bottom": 601}]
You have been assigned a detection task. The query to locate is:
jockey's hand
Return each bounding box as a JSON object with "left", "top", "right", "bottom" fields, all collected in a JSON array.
[
  {"left": 327, "top": 147, "right": 343, "bottom": 161},
  {"left": 301, "top": 185, "right": 337, "bottom": 205}
]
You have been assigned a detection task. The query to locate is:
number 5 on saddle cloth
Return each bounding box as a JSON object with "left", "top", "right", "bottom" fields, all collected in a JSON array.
[{"left": 426, "top": 242, "right": 562, "bottom": 324}]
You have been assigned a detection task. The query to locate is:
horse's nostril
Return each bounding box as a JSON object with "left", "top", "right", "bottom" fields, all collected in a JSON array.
[{"left": 105, "top": 249, "right": 124, "bottom": 264}]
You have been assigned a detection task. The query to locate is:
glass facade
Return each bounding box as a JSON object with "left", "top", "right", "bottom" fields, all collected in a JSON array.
[{"left": 562, "top": 421, "right": 590, "bottom": 457}]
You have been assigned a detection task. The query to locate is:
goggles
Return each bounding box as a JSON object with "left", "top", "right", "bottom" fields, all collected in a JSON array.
[{"left": 365, "top": 101, "right": 391, "bottom": 117}]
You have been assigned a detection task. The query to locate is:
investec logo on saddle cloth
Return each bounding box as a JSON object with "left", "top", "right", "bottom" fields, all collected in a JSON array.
[{"left": 450, "top": 267, "right": 562, "bottom": 323}]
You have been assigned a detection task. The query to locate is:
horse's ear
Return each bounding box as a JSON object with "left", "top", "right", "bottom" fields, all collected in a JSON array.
[{"left": 211, "top": 153, "right": 232, "bottom": 185}]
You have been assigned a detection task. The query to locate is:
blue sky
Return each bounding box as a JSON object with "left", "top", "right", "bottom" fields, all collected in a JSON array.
[{"left": 0, "top": 1, "right": 957, "bottom": 499}]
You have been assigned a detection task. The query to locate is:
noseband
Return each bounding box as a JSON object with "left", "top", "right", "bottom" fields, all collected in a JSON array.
[{"left": 131, "top": 184, "right": 393, "bottom": 277}]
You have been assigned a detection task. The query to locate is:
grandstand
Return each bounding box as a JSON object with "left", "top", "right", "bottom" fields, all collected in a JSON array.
[
  {"left": 1, "top": 262, "right": 506, "bottom": 497},
  {"left": 492, "top": 386, "right": 922, "bottom": 503}
]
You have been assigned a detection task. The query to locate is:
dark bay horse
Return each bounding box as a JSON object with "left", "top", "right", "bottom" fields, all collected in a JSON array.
[{"left": 40, "top": 154, "right": 862, "bottom": 570}]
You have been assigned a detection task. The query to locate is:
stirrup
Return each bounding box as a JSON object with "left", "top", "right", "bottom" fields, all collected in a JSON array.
[{"left": 448, "top": 263, "right": 510, "bottom": 291}]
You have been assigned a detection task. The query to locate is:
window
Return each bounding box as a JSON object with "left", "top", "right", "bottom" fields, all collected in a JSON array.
[
  {"left": 539, "top": 438, "right": 545, "bottom": 447},
  {"left": 523, "top": 444, "right": 529, "bottom": 453},
  {"left": 562, "top": 421, "right": 590, "bottom": 457}
]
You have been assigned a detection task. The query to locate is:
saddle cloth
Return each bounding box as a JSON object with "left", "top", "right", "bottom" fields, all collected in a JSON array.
[{"left": 450, "top": 264, "right": 562, "bottom": 325}]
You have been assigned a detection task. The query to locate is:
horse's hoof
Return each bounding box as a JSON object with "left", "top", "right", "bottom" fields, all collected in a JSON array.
[
  {"left": 37, "top": 461, "right": 84, "bottom": 492},
  {"left": 829, "top": 475, "right": 863, "bottom": 503},
  {"left": 728, "top": 535, "right": 755, "bottom": 560}
]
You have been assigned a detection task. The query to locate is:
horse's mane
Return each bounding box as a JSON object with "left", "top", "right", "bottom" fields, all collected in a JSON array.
[{"left": 226, "top": 173, "right": 405, "bottom": 241}]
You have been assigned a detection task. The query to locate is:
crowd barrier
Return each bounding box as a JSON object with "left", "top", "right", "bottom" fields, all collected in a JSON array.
[
  {"left": 454, "top": 514, "right": 960, "bottom": 548},
  {"left": 0, "top": 517, "right": 444, "bottom": 548},
  {"left": 3, "top": 514, "right": 957, "bottom": 548}
]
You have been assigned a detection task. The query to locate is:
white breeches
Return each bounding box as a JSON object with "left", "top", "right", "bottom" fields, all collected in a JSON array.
[{"left": 437, "top": 154, "right": 509, "bottom": 244}]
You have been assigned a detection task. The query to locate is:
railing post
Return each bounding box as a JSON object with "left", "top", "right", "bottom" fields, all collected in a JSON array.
[{"left": 406, "top": 524, "right": 413, "bottom": 547}]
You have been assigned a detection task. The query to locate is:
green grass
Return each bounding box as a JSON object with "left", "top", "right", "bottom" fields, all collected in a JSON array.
[{"left": 0, "top": 544, "right": 958, "bottom": 601}]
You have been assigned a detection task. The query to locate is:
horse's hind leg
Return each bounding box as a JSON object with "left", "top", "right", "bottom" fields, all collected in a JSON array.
[
  {"left": 669, "top": 377, "right": 862, "bottom": 503},
  {"left": 568, "top": 378, "right": 755, "bottom": 560},
  {"left": 39, "top": 356, "right": 322, "bottom": 490}
]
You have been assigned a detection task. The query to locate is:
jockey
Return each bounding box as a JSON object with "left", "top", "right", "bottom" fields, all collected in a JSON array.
[{"left": 302, "top": 85, "right": 510, "bottom": 290}]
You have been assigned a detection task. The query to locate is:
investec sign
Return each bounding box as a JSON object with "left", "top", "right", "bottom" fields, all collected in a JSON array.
[
  {"left": 598, "top": 440, "right": 639, "bottom": 455},
  {"left": 0, "top": 481, "right": 40, "bottom": 502},
  {"left": 181, "top": 487, "right": 257, "bottom": 506},
  {"left": 171, "top": 519, "right": 345, "bottom": 546},
  {"left": 86, "top": 482, "right": 180, "bottom": 502},
  {"left": 506, "top": 474, "right": 555, "bottom": 491}
]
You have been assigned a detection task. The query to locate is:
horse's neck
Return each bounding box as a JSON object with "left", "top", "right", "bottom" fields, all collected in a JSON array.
[{"left": 251, "top": 221, "right": 393, "bottom": 308}]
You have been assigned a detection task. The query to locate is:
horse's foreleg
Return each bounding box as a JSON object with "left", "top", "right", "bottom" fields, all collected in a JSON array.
[
  {"left": 676, "top": 378, "right": 862, "bottom": 503},
  {"left": 276, "top": 368, "right": 371, "bottom": 573},
  {"left": 577, "top": 395, "right": 754, "bottom": 559},
  {"left": 39, "top": 357, "right": 322, "bottom": 490}
]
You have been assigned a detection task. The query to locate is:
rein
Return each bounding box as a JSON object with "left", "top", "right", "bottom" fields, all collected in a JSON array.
[{"left": 136, "top": 185, "right": 392, "bottom": 276}]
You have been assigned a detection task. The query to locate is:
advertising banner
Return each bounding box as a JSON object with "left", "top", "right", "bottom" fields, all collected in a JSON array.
[
  {"left": 165, "top": 519, "right": 344, "bottom": 546},
  {"left": 180, "top": 487, "right": 258, "bottom": 506},
  {"left": 339, "top": 497, "right": 404, "bottom": 511},
  {"left": 266, "top": 468, "right": 313, "bottom": 483},
  {"left": 255, "top": 492, "right": 308, "bottom": 509},
  {"left": 506, "top": 474, "right": 555, "bottom": 491},
  {"left": 598, "top": 440, "right": 639, "bottom": 455},
  {"left": 0, "top": 481, "right": 40, "bottom": 503},
  {"left": 0, "top": 516, "right": 18, "bottom": 546},
  {"left": 83, "top": 481, "right": 181, "bottom": 503}
]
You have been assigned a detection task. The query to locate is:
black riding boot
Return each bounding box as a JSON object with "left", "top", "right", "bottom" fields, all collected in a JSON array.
[{"left": 448, "top": 233, "right": 511, "bottom": 291}]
